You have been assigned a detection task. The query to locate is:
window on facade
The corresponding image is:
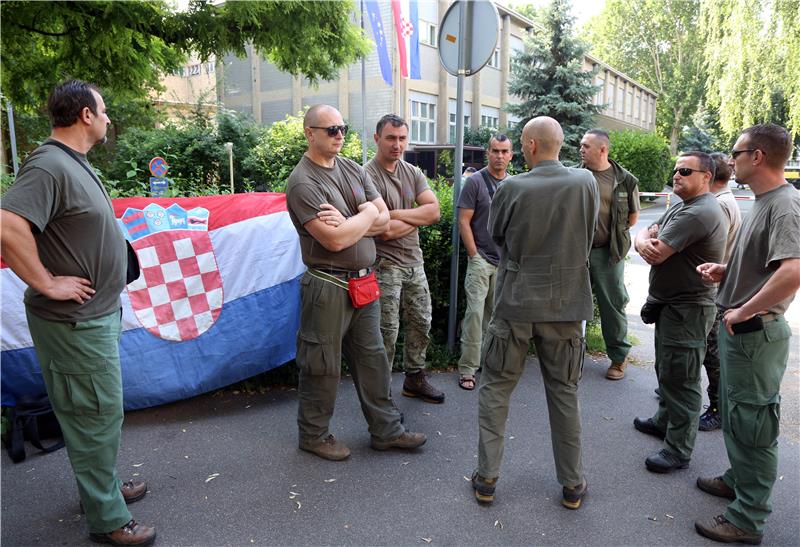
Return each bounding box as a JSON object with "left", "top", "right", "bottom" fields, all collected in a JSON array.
[
  {"left": 480, "top": 115, "right": 499, "bottom": 128},
  {"left": 617, "top": 84, "right": 625, "bottom": 115},
  {"left": 488, "top": 49, "right": 500, "bottom": 68},
  {"left": 448, "top": 113, "right": 471, "bottom": 143},
  {"left": 606, "top": 79, "right": 615, "bottom": 111},
  {"left": 419, "top": 20, "right": 437, "bottom": 47},
  {"left": 627, "top": 90, "right": 634, "bottom": 117},
  {"left": 410, "top": 97, "right": 436, "bottom": 144}
]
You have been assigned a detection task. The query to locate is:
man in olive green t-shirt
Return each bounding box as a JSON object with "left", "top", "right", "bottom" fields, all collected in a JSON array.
[
  {"left": 694, "top": 124, "right": 800, "bottom": 545},
  {"left": 0, "top": 80, "right": 154, "bottom": 545},
  {"left": 634, "top": 151, "right": 726, "bottom": 475},
  {"left": 365, "top": 114, "right": 444, "bottom": 405},
  {"left": 285, "top": 105, "right": 426, "bottom": 462}
]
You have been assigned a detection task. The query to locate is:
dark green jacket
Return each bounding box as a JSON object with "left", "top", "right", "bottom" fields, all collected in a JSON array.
[{"left": 578, "top": 158, "right": 639, "bottom": 264}]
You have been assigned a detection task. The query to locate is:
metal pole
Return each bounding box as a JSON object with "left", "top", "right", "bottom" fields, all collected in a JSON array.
[
  {"left": 361, "top": 0, "right": 368, "bottom": 165},
  {"left": 447, "top": 1, "right": 470, "bottom": 352},
  {"left": 225, "top": 142, "right": 234, "bottom": 193},
  {"left": 7, "top": 101, "right": 20, "bottom": 175}
]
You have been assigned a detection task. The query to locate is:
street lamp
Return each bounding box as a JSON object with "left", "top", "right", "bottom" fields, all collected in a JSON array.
[{"left": 224, "top": 142, "right": 234, "bottom": 194}]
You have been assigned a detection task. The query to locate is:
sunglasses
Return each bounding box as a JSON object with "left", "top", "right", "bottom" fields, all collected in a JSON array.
[
  {"left": 671, "top": 167, "right": 707, "bottom": 177},
  {"left": 310, "top": 124, "right": 349, "bottom": 137},
  {"left": 730, "top": 148, "right": 757, "bottom": 159}
]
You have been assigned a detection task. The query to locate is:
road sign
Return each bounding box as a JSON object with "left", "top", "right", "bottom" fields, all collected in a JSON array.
[
  {"left": 149, "top": 156, "right": 169, "bottom": 178},
  {"left": 438, "top": 1, "right": 499, "bottom": 76},
  {"left": 149, "top": 177, "right": 170, "bottom": 197}
]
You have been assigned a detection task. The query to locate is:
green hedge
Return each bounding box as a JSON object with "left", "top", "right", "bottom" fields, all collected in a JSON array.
[{"left": 609, "top": 130, "right": 672, "bottom": 194}]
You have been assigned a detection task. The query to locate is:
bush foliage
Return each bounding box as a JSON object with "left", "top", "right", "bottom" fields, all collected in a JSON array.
[{"left": 608, "top": 130, "right": 673, "bottom": 193}]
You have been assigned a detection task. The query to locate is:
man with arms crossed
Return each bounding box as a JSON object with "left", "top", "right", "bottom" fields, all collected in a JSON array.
[
  {"left": 694, "top": 124, "right": 800, "bottom": 545},
  {"left": 633, "top": 152, "right": 726, "bottom": 473},
  {"left": 285, "top": 105, "right": 425, "bottom": 461},
  {"left": 457, "top": 134, "right": 513, "bottom": 390},
  {"left": 697, "top": 153, "right": 742, "bottom": 431},
  {"left": 471, "top": 117, "right": 598, "bottom": 510},
  {"left": 579, "top": 129, "right": 640, "bottom": 380},
  {"left": 0, "top": 80, "right": 154, "bottom": 546},
  {"left": 366, "top": 114, "right": 444, "bottom": 404}
]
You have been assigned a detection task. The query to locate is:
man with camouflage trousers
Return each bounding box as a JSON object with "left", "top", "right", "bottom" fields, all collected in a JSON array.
[{"left": 366, "top": 114, "right": 445, "bottom": 404}]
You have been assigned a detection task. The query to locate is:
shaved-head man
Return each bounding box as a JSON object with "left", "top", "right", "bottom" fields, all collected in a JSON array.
[
  {"left": 471, "top": 116, "right": 599, "bottom": 511},
  {"left": 284, "top": 104, "right": 426, "bottom": 461},
  {"left": 579, "top": 128, "right": 640, "bottom": 380}
]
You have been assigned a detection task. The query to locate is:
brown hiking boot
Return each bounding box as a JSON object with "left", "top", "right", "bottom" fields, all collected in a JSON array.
[
  {"left": 403, "top": 371, "right": 445, "bottom": 404},
  {"left": 695, "top": 514, "right": 763, "bottom": 545},
  {"left": 471, "top": 471, "right": 498, "bottom": 504},
  {"left": 299, "top": 434, "right": 351, "bottom": 461},
  {"left": 89, "top": 519, "right": 156, "bottom": 546},
  {"left": 371, "top": 431, "right": 427, "bottom": 451},
  {"left": 697, "top": 476, "right": 736, "bottom": 500},
  {"left": 562, "top": 479, "right": 588, "bottom": 510},
  {"left": 121, "top": 480, "right": 147, "bottom": 504},
  {"left": 606, "top": 361, "right": 626, "bottom": 380}
]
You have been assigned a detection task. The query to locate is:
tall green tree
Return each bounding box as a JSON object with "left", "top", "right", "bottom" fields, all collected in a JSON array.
[
  {"left": 585, "top": 0, "right": 706, "bottom": 154},
  {"left": 506, "top": 0, "right": 600, "bottom": 164},
  {"left": 701, "top": 0, "right": 800, "bottom": 138},
  {"left": 0, "top": 0, "right": 370, "bottom": 113}
]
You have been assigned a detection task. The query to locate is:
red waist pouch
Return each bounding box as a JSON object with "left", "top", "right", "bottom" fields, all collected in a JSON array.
[{"left": 348, "top": 271, "right": 381, "bottom": 308}]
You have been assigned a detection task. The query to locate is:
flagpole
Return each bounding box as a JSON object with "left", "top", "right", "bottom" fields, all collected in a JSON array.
[{"left": 361, "top": 0, "right": 368, "bottom": 165}]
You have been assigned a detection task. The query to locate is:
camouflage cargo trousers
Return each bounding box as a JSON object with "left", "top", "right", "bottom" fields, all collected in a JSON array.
[{"left": 375, "top": 258, "right": 432, "bottom": 374}]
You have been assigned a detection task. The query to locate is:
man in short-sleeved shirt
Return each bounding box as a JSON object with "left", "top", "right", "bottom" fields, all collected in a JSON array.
[
  {"left": 695, "top": 124, "right": 800, "bottom": 545},
  {"left": 579, "top": 129, "right": 640, "bottom": 380},
  {"left": 634, "top": 152, "right": 726, "bottom": 475},
  {"left": 365, "top": 114, "right": 444, "bottom": 404},
  {"left": 0, "top": 80, "right": 154, "bottom": 545},
  {"left": 285, "top": 104, "right": 426, "bottom": 461},
  {"left": 456, "top": 134, "right": 512, "bottom": 390}
]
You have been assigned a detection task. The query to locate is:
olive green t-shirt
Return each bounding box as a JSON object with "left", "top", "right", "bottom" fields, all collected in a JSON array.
[
  {"left": 717, "top": 183, "right": 800, "bottom": 315},
  {"left": 590, "top": 166, "right": 616, "bottom": 247},
  {"left": 1, "top": 140, "right": 127, "bottom": 322},
  {"left": 286, "top": 154, "right": 380, "bottom": 270},
  {"left": 365, "top": 158, "right": 429, "bottom": 267},
  {"left": 648, "top": 192, "right": 727, "bottom": 306}
]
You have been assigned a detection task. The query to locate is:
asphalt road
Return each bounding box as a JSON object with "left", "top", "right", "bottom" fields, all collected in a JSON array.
[{"left": 2, "top": 185, "right": 798, "bottom": 546}]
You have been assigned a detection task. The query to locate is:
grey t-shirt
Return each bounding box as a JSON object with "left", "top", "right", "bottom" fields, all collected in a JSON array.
[
  {"left": 590, "top": 166, "right": 616, "bottom": 247},
  {"left": 286, "top": 154, "right": 380, "bottom": 271},
  {"left": 717, "top": 183, "right": 800, "bottom": 315},
  {"left": 457, "top": 168, "right": 504, "bottom": 266},
  {"left": 365, "top": 158, "right": 429, "bottom": 268},
  {"left": 648, "top": 192, "right": 727, "bottom": 306},
  {"left": 1, "top": 140, "right": 127, "bottom": 322}
]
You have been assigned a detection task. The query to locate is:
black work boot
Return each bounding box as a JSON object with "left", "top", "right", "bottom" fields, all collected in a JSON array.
[
  {"left": 699, "top": 406, "right": 722, "bottom": 431},
  {"left": 645, "top": 449, "right": 690, "bottom": 473},
  {"left": 471, "top": 471, "right": 497, "bottom": 504},
  {"left": 402, "top": 371, "right": 445, "bottom": 404}
]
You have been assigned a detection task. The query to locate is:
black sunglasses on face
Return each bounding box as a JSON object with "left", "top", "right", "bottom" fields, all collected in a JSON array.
[
  {"left": 730, "top": 148, "right": 757, "bottom": 159},
  {"left": 671, "top": 167, "right": 707, "bottom": 177},
  {"left": 310, "top": 125, "right": 349, "bottom": 137}
]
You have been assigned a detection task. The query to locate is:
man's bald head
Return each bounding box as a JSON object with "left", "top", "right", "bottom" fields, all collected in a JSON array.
[
  {"left": 304, "top": 104, "right": 340, "bottom": 128},
  {"left": 521, "top": 116, "right": 564, "bottom": 167}
]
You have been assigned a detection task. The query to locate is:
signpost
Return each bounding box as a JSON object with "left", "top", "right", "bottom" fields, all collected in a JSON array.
[
  {"left": 148, "top": 156, "right": 170, "bottom": 197},
  {"left": 438, "top": 0, "right": 500, "bottom": 352}
]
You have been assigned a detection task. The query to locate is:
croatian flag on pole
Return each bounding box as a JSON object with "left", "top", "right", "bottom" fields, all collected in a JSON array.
[
  {"left": 1, "top": 193, "right": 304, "bottom": 410},
  {"left": 391, "top": 0, "right": 421, "bottom": 80},
  {"left": 366, "top": 0, "right": 393, "bottom": 86}
]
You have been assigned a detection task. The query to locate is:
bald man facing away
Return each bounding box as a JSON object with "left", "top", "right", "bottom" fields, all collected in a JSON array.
[{"left": 471, "top": 117, "right": 599, "bottom": 510}]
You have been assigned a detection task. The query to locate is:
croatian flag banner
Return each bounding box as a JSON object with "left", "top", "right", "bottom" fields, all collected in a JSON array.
[
  {"left": 1, "top": 193, "right": 304, "bottom": 410},
  {"left": 391, "top": 0, "right": 421, "bottom": 80}
]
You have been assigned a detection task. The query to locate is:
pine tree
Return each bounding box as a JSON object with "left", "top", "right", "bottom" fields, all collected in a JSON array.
[{"left": 507, "top": 0, "right": 601, "bottom": 165}]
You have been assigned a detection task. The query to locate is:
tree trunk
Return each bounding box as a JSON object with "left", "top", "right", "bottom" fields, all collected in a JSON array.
[{"left": 670, "top": 124, "right": 680, "bottom": 156}]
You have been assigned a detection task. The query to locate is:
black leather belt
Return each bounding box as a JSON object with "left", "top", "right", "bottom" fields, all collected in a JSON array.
[{"left": 316, "top": 267, "right": 372, "bottom": 280}]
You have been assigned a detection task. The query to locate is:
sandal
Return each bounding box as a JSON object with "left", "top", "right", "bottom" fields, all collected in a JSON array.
[{"left": 459, "top": 376, "right": 476, "bottom": 391}]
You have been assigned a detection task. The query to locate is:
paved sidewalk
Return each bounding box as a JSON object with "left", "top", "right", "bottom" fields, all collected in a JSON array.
[{"left": 2, "top": 346, "right": 799, "bottom": 546}]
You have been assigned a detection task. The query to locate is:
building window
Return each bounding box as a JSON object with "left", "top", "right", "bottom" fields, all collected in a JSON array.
[
  {"left": 410, "top": 94, "right": 437, "bottom": 144},
  {"left": 448, "top": 113, "right": 471, "bottom": 143},
  {"left": 480, "top": 115, "right": 499, "bottom": 128},
  {"left": 419, "top": 20, "right": 437, "bottom": 47},
  {"left": 606, "top": 78, "right": 615, "bottom": 112},
  {"left": 487, "top": 49, "right": 500, "bottom": 69}
]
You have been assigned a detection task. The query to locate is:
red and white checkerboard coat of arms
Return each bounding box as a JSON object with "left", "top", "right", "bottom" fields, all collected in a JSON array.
[{"left": 119, "top": 203, "right": 223, "bottom": 341}]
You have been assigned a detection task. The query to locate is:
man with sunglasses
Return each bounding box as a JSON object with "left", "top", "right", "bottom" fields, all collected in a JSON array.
[
  {"left": 579, "top": 129, "right": 640, "bottom": 381},
  {"left": 633, "top": 152, "right": 726, "bottom": 474},
  {"left": 694, "top": 124, "right": 800, "bottom": 545},
  {"left": 285, "top": 105, "right": 426, "bottom": 461},
  {"left": 365, "top": 114, "right": 444, "bottom": 405}
]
